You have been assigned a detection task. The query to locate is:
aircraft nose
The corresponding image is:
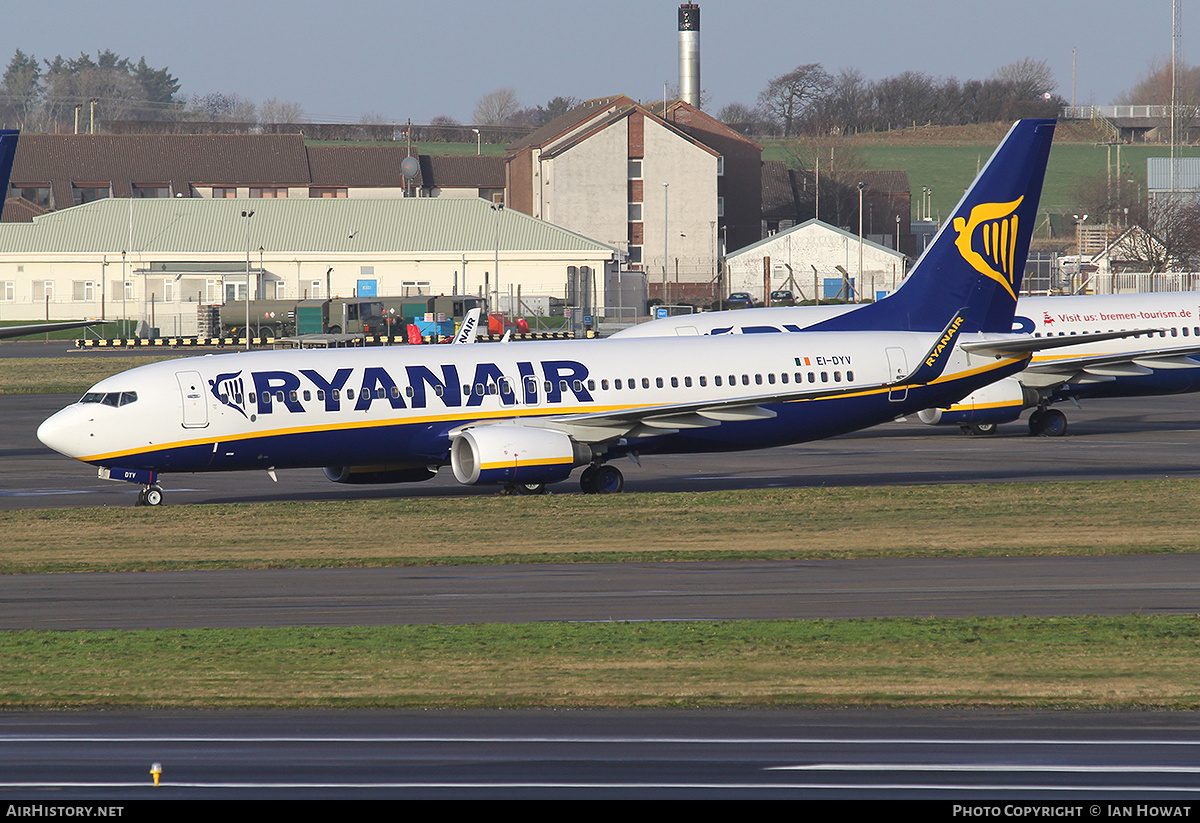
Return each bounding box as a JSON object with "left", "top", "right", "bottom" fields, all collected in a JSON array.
[{"left": 37, "top": 406, "right": 88, "bottom": 459}]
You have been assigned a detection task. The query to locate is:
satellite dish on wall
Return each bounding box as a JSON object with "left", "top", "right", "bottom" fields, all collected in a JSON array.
[{"left": 400, "top": 156, "right": 419, "bottom": 180}]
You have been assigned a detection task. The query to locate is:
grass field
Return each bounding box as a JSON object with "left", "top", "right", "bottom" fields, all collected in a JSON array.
[
  {"left": 763, "top": 138, "right": 1200, "bottom": 232},
  {"left": 0, "top": 354, "right": 187, "bottom": 394},
  {"left": 3, "top": 481, "right": 1198, "bottom": 573},
  {"left": 3, "top": 616, "right": 1197, "bottom": 708}
]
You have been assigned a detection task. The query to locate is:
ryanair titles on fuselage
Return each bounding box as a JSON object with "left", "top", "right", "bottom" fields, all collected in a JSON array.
[{"left": 209, "top": 358, "right": 595, "bottom": 418}]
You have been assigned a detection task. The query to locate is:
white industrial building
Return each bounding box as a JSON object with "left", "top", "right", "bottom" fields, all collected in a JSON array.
[
  {"left": 0, "top": 196, "right": 616, "bottom": 334},
  {"left": 725, "top": 219, "right": 907, "bottom": 303}
]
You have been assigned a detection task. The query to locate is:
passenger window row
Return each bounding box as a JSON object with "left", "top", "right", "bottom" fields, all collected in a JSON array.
[{"left": 217, "top": 368, "right": 858, "bottom": 410}]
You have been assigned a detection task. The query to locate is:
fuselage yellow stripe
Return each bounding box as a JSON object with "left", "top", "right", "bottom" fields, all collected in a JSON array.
[{"left": 77, "top": 355, "right": 1028, "bottom": 463}]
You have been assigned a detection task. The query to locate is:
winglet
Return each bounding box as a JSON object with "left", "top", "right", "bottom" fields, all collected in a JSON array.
[
  {"left": 451, "top": 308, "right": 481, "bottom": 344},
  {"left": 903, "top": 309, "right": 969, "bottom": 386}
]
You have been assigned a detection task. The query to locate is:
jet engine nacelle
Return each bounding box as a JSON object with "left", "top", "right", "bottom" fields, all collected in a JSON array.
[
  {"left": 917, "top": 377, "right": 1039, "bottom": 426},
  {"left": 450, "top": 425, "right": 592, "bottom": 486},
  {"left": 323, "top": 465, "right": 438, "bottom": 484}
]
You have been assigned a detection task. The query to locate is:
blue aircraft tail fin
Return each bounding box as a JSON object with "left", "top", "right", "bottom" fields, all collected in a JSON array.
[
  {"left": 0, "top": 130, "right": 18, "bottom": 222},
  {"left": 809, "top": 119, "right": 1055, "bottom": 334}
]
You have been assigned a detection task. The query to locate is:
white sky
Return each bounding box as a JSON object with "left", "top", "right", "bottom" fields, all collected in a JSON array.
[{"left": 1, "top": 0, "right": 1189, "bottom": 123}]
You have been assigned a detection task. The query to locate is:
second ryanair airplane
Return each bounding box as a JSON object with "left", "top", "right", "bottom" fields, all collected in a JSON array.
[{"left": 38, "top": 119, "right": 1055, "bottom": 505}]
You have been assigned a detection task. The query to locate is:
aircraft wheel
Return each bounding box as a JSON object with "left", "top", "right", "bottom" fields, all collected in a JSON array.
[
  {"left": 970, "top": 422, "right": 998, "bottom": 436},
  {"left": 137, "top": 486, "right": 163, "bottom": 507},
  {"left": 580, "top": 465, "right": 599, "bottom": 494},
  {"left": 591, "top": 465, "right": 624, "bottom": 494},
  {"left": 1035, "top": 408, "right": 1068, "bottom": 437},
  {"left": 1027, "top": 409, "right": 1045, "bottom": 436},
  {"left": 516, "top": 483, "right": 546, "bottom": 496}
]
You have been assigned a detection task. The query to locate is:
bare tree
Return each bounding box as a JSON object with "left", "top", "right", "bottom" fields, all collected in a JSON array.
[
  {"left": 992, "top": 58, "right": 1056, "bottom": 99},
  {"left": 1, "top": 50, "right": 40, "bottom": 128},
  {"left": 473, "top": 87, "right": 521, "bottom": 126},
  {"left": 1137, "top": 196, "right": 1200, "bottom": 272},
  {"left": 187, "top": 92, "right": 257, "bottom": 122},
  {"left": 757, "top": 63, "right": 831, "bottom": 137},
  {"left": 808, "top": 68, "right": 869, "bottom": 135},
  {"left": 259, "top": 97, "right": 305, "bottom": 124},
  {"left": 1115, "top": 57, "right": 1200, "bottom": 105},
  {"left": 715, "top": 101, "right": 772, "bottom": 135},
  {"left": 783, "top": 139, "right": 870, "bottom": 227}
]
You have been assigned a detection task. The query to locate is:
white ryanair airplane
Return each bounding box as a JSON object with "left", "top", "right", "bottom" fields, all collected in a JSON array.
[
  {"left": 39, "top": 119, "right": 1056, "bottom": 505},
  {"left": 619, "top": 288, "right": 1200, "bottom": 437}
]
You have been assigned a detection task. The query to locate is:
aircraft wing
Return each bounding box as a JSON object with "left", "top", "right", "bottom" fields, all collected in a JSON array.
[
  {"left": 960, "top": 328, "right": 1158, "bottom": 357},
  {"left": 0, "top": 320, "right": 98, "bottom": 340},
  {"left": 956, "top": 328, "right": 1200, "bottom": 385},
  {"left": 514, "top": 380, "right": 883, "bottom": 443},
  {"left": 465, "top": 312, "right": 1000, "bottom": 444},
  {"left": 1023, "top": 344, "right": 1200, "bottom": 380}
]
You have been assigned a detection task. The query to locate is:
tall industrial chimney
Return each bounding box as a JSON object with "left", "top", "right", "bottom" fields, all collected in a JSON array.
[{"left": 678, "top": 3, "right": 700, "bottom": 108}]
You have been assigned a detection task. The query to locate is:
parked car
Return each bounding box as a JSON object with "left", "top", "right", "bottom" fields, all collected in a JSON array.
[
  {"left": 726, "top": 292, "right": 754, "bottom": 309},
  {"left": 769, "top": 290, "right": 796, "bottom": 305}
]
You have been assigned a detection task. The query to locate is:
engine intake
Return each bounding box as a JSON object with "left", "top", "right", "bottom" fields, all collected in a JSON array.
[{"left": 451, "top": 425, "right": 591, "bottom": 486}]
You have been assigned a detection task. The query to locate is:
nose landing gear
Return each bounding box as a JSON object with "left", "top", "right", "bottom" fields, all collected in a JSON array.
[
  {"left": 137, "top": 485, "right": 164, "bottom": 506},
  {"left": 98, "top": 467, "right": 165, "bottom": 506}
]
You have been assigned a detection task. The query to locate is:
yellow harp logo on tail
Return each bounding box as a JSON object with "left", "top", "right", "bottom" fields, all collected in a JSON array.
[{"left": 953, "top": 196, "right": 1024, "bottom": 300}]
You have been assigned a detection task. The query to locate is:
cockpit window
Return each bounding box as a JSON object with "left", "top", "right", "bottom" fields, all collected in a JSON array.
[{"left": 80, "top": 391, "right": 137, "bottom": 407}]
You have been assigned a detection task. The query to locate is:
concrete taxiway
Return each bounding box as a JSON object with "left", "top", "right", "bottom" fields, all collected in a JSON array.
[{"left": 10, "top": 389, "right": 1200, "bottom": 508}]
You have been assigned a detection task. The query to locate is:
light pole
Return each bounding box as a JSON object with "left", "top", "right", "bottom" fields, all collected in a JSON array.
[
  {"left": 1073, "top": 213, "right": 1089, "bottom": 294},
  {"left": 490, "top": 202, "right": 503, "bottom": 315},
  {"left": 121, "top": 250, "right": 127, "bottom": 339},
  {"left": 472, "top": 128, "right": 480, "bottom": 156},
  {"left": 241, "top": 209, "right": 254, "bottom": 350},
  {"left": 857, "top": 182, "right": 866, "bottom": 301},
  {"left": 663, "top": 182, "right": 669, "bottom": 305}
]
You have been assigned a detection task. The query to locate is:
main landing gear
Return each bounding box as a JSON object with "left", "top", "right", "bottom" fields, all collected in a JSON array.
[
  {"left": 959, "top": 422, "right": 999, "bottom": 436},
  {"left": 580, "top": 463, "right": 624, "bottom": 494},
  {"left": 1028, "top": 407, "right": 1067, "bottom": 437}
]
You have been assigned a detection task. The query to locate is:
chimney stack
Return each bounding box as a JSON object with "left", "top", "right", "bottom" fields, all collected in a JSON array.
[{"left": 678, "top": 4, "right": 700, "bottom": 108}]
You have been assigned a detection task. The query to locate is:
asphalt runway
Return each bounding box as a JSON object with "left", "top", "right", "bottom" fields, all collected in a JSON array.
[
  {"left": 5, "top": 709, "right": 1200, "bottom": 800},
  {"left": 4, "top": 555, "right": 1200, "bottom": 630}
]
